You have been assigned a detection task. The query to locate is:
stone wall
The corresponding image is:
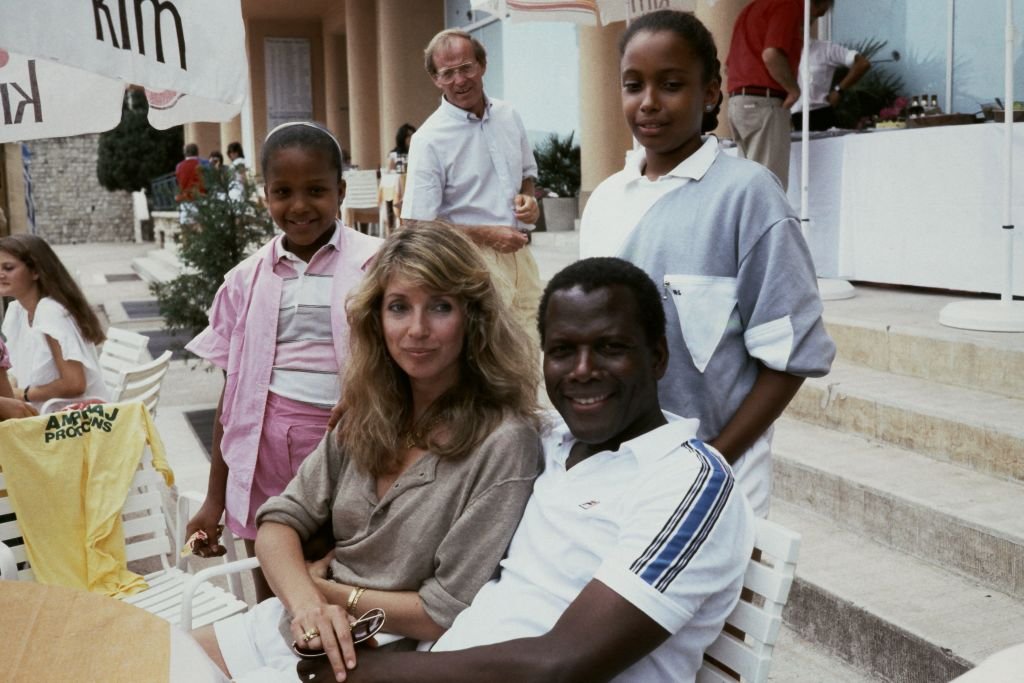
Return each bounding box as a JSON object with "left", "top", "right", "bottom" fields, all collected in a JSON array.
[{"left": 24, "top": 135, "right": 134, "bottom": 244}]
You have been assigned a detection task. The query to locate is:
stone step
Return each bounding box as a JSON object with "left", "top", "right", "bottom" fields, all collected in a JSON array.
[
  {"left": 768, "top": 624, "right": 876, "bottom": 682},
  {"left": 773, "top": 418, "right": 1024, "bottom": 599},
  {"left": 131, "top": 253, "right": 179, "bottom": 284},
  {"left": 771, "top": 499, "right": 1024, "bottom": 683},
  {"left": 822, "top": 286, "right": 1024, "bottom": 398},
  {"left": 147, "top": 247, "right": 182, "bottom": 270},
  {"left": 787, "top": 360, "right": 1024, "bottom": 482}
]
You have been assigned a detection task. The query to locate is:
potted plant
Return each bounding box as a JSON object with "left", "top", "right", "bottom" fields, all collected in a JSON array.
[{"left": 534, "top": 131, "right": 580, "bottom": 232}]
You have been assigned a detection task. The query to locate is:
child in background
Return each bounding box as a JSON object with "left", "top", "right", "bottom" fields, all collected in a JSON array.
[
  {"left": 185, "top": 122, "right": 382, "bottom": 600},
  {"left": 580, "top": 10, "right": 835, "bottom": 516},
  {"left": 0, "top": 338, "right": 38, "bottom": 420}
]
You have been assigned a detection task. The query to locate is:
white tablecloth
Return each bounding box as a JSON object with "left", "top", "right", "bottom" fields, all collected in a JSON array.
[{"left": 785, "top": 124, "right": 1024, "bottom": 295}]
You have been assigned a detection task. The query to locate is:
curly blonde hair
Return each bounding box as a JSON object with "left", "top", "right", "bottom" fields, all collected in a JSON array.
[{"left": 339, "top": 222, "right": 540, "bottom": 476}]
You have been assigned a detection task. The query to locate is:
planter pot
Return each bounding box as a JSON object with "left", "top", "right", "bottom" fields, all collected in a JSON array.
[{"left": 541, "top": 197, "right": 577, "bottom": 232}]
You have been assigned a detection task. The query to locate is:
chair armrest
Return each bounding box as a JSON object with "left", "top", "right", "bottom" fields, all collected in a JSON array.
[
  {"left": 0, "top": 540, "right": 19, "bottom": 580},
  {"left": 180, "top": 556, "right": 261, "bottom": 627}
]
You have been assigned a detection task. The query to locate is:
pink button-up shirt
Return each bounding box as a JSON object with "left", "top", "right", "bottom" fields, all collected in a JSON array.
[{"left": 186, "top": 222, "right": 381, "bottom": 524}]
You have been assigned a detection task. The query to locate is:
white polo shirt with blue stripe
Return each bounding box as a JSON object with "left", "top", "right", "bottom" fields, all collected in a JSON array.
[{"left": 433, "top": 411, "right": 755, "bottom": 682}]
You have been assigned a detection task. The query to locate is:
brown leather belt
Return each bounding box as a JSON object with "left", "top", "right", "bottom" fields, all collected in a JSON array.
[{"left": 729, "top": 86, "right": 787, "bottom": 99}]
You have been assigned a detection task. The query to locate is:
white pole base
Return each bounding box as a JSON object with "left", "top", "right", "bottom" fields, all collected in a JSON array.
[
  {"left": 818, "top": 278, "right": 856, "bottom": 301},
  {"left": 939, "top": 300, "right": 1024, "bottom": 332}
]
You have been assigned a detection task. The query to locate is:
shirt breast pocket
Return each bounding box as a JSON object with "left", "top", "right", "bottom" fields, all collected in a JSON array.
[{"left": 663, "top": 274, "right": 738, "bottom": 373}]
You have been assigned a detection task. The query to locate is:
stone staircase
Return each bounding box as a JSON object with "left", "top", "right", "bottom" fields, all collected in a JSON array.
[
  {"left": 131, "top": 246, "right": 182, "bottom": 284},
  {"left": 772, "top": 287, "right": 1024, "bottom": 682}
]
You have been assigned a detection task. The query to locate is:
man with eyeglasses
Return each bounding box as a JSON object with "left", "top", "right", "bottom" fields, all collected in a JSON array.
[
  {"left": 401, "top": 28, "right": 543, "bottom": 347},
  {"left": 330, "top": 258, "right": 754, "bottom": 683}
]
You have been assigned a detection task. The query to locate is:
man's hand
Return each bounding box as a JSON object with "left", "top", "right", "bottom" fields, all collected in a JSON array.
[
  {"left": 513, "top": 193, "right": 540, "bottom": 225},
  {"left": 480, "top": 226, "right": 528, "bottom": 253},
  {"left": 783, "top": 87, "right": 801, "bottom": 110},
  {"left": 826, "top": 90, "right": 841, "bottom": 108}
]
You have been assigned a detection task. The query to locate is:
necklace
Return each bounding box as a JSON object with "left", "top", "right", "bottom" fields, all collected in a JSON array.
[{"left": 401, "top": 414, "right": 443, "bottom": 450}]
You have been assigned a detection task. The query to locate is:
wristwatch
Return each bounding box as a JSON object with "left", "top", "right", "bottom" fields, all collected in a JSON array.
[{"left": 832, "top": 84, "right": 843, "bottom": 95}]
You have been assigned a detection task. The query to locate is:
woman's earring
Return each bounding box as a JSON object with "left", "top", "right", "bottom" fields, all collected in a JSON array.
[{"left": 704, "top": 104, "right": 714, "bottom": 112}]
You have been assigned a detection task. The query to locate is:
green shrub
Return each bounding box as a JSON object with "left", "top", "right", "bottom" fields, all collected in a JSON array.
[
  {"left": 151, "top": 166, "right": 276, "bottom": 337},
  {"left": 534, "top": 132, "right": 581, "bottom": 198}
]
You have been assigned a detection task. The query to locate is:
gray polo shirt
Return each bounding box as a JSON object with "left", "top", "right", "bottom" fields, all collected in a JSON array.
[{"left": 257, "top": 413, "right": 542, "bottom": 632}]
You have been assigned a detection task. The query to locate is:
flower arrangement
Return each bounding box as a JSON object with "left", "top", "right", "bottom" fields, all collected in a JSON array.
[{"left": 878, "top": 96, "right": 909, "bottom": 121}]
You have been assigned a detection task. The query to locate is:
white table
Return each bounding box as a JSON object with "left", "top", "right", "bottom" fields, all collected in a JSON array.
[{"left": 785, "top": 123, "right": 1024, "bottom": 296}]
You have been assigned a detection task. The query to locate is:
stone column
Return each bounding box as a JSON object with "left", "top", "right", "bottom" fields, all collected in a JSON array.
[
  {"left": 578, "top": 22, "right": 632, "bottom": 210},
  {"left": 323, "top": 31, "right": 350, "bottom": 153},
  {"left": 184, "top": 122, "right": 221, "bottom": 159},
  {"left": 696, "top": 0, "right": 747, "bottom": 139},
  {"left": 376, "top": 0, "right": 445, "bottom": 164},
  {"left": 345, "top": 0, "right": 381, "bottom": 170},
  {"left": 220, "top": 117, "right": 243, "bottom": 153}
]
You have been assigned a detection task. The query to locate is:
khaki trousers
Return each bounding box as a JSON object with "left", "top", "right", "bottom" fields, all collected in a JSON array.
[
  {"left": 479, "top": 245, "right": 543, "bottom": 351},
  {"left": 728, "top": 94, "right": 792, "bottom": 191}
]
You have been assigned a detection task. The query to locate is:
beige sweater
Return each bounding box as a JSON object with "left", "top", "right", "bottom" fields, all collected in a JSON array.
[{"left": 257, "top": 413, "right": 542, "bottom": 630}]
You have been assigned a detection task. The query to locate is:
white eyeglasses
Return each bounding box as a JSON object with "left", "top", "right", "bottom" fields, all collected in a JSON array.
[{"left": 434, "top": 61, "right": 480, "bottom": 85}]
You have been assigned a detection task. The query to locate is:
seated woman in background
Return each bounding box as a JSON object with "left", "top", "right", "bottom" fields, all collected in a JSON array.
[
  {"left": 387, "top": 123, "right": 417, "bottom": 172},
  {"left": 0, "top": 235, "right": 110, "bottom": 411},
  {"left": 192, "top": 222, "right": 543, "bottom": 682},
  {"left": 0, "top": 337, "right": 38, "bottom": 420}
]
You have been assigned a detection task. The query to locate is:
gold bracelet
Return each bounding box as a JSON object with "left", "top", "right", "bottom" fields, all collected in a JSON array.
[{"left": 346, "top": 586, "right": 366, "bottom": 615}]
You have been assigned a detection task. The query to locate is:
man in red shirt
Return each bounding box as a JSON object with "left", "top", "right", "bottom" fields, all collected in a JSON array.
[
  {"left": 726, "top": 0, "right": 834, "bottom": 190},
  {"left": 175, "top": 142, "right": 208, "bottom": 226}
]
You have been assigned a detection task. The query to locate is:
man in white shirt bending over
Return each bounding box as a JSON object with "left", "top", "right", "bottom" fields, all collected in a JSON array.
[
  {"left": 401, "top": 28, "right": 543, "bottom": 345},
  {"left": 791, "top": 39, "right": 871, "bottom": 131},
  {"left": 338, "top": 257, "right": 755, "bottom": 683}
]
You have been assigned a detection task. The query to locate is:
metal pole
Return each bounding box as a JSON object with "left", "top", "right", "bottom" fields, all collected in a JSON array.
[
  {"left": 945, "top": 0, "right": 954, "bottom": 113},
  {"left": 1002, "top": 0, "right": 1015, "bottom": 304},
  {"left": 800, "top": 0, "right": 810, "bottom": 233}
]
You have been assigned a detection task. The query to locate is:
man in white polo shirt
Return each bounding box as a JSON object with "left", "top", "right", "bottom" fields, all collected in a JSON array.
[
  {"left": 401, "top": 28, "right": 543, "bottom": 344},
  {"left": 338, "top": 258, "right": 754, "bottom": 683}
]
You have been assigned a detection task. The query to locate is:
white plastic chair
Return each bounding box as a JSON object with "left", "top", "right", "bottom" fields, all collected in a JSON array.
[
  {"left": 100, "top": 326, "right": 153, "bottom": 389},
  {"left": 40, "top": 350, "right": 173, "bottom": 416},
  {"left": 697, "top": 517, "right": 802, "bottom": 683},
  {"left": 108, "top": 350, "right": 173, "bottom": 415},
  {"left": 0, "top": 450, "right": 250, "bottom": 630},
  {"left": 342, "top": 169, "right": 382, "bottom": 235}
]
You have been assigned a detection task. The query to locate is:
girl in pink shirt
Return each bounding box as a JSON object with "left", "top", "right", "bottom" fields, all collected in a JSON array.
[{"left": 185, "top": 122, "right": 381, "bottom": 601}]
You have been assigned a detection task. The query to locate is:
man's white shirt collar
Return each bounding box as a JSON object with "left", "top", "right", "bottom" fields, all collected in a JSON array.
[
  {"left": 439, "top": 94, "right": 492, "bottom": 122},
  {"left": 548, "top": 410, "right": 701, "bottom": 468},
  {"left": 623, "top": 135, "right": 720, "bottom": 184}
]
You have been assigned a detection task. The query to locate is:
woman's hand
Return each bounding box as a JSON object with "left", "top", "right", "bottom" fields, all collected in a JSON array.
[
  {"left": 0, "top": 396, "right": 38, "bottom": 420},
  {"left": 307, "top": 551, "right": 334, "bottom": 582},
  {"left": 291, "top": 602, "right": 359, "bottom": 681}
]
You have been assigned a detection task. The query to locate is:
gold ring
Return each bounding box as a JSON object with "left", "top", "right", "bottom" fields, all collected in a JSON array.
[{"left": 302, "top": 628, "right": 320, "bottom": 643}]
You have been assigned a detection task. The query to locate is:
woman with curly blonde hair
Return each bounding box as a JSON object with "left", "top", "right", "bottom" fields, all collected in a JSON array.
[{"left": 195, "top": 222, "right": 543, "bottom": 682}]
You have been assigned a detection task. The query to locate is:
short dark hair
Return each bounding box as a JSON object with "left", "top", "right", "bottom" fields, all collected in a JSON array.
[
  {"left": 227, "top": 141, "right": 244, "bottom": 158},
  {"left": 260, "top": 122, "right": 343, "bottom": 182},
  {"left": 538, "top": 257, "right": 666, "bottom": 349},
  {"left": 184, "top": 142, "right": 199, "bottom": 157}
]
